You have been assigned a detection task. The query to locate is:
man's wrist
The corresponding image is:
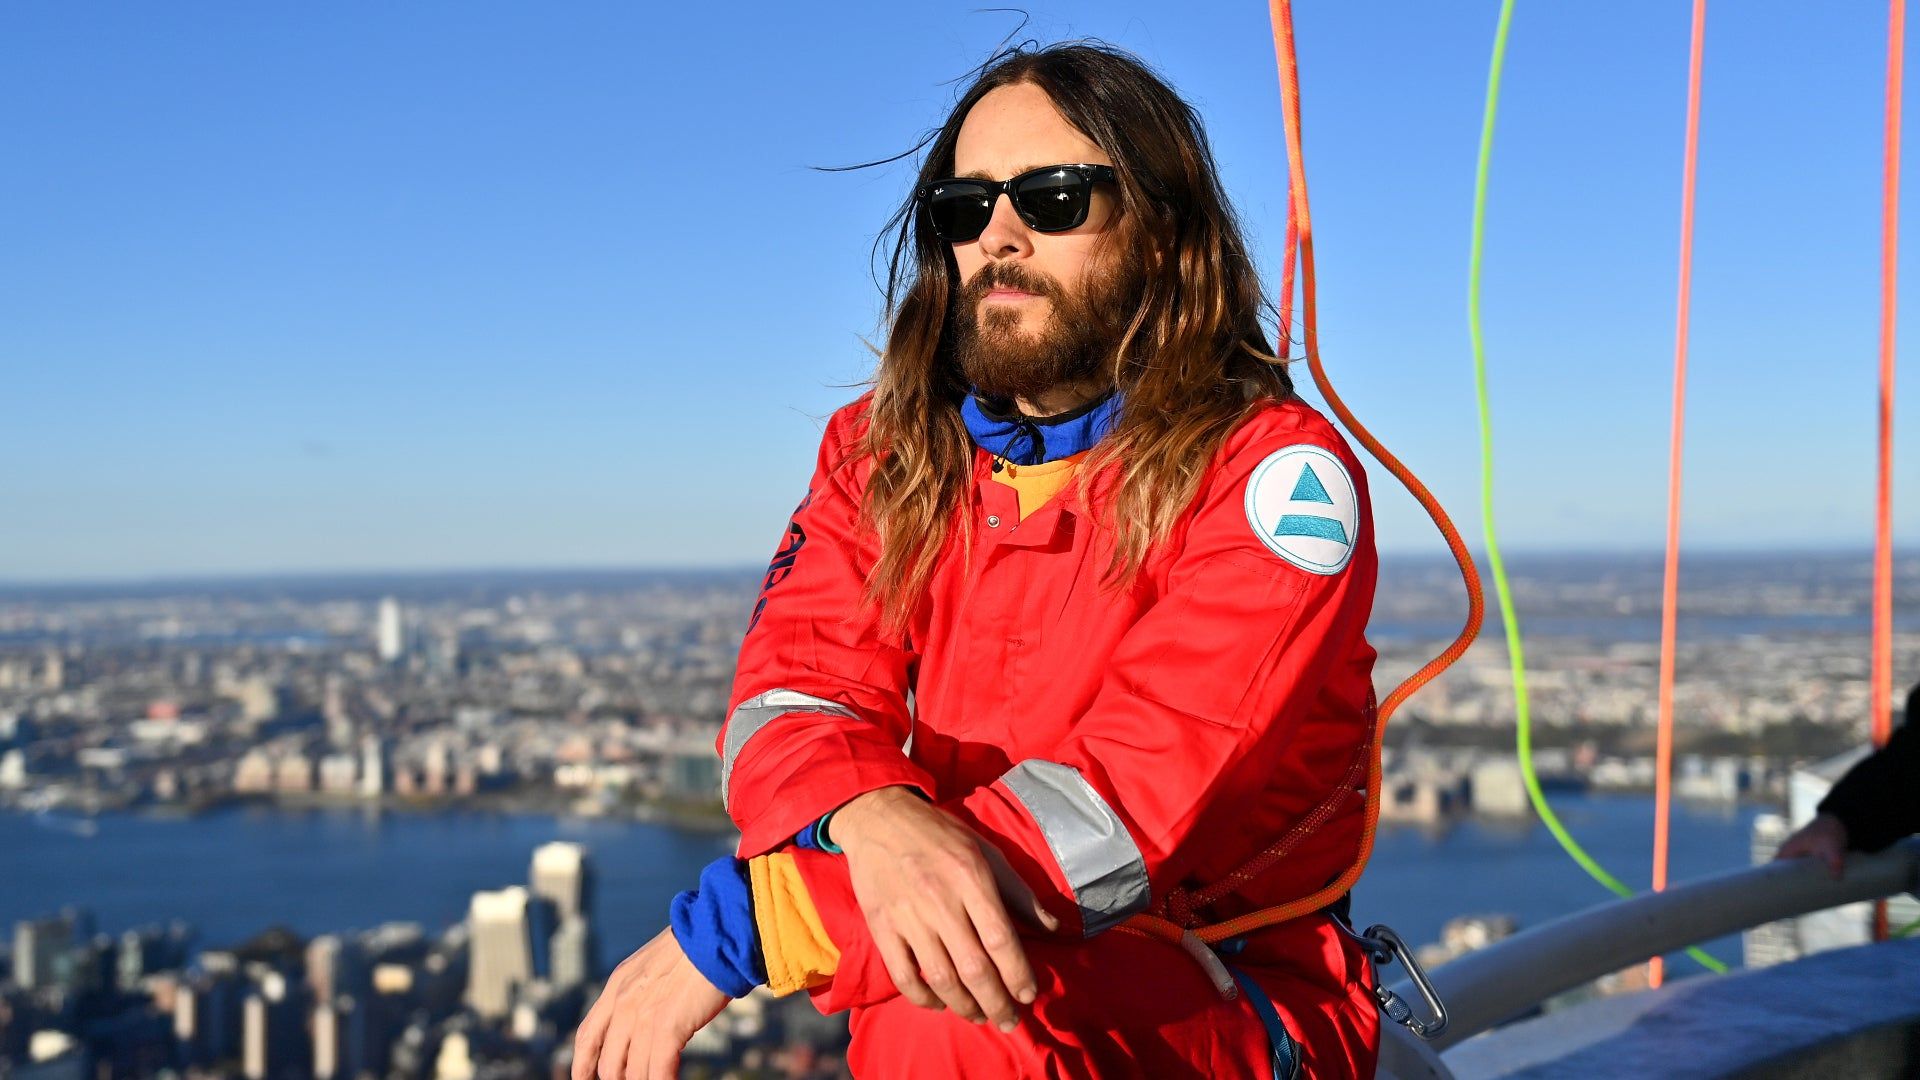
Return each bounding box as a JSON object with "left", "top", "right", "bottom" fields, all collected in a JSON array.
[{"left": 829, "top": 785, "right": 927, "bottom": 850}]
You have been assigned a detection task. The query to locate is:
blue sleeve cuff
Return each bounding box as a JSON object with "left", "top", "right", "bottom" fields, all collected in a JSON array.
[
  {"left": 668, "top": 855, "right": 765, "bottom": 997},
  {"left": 792, "top": 812, "right": 842, "bottom": 854}
]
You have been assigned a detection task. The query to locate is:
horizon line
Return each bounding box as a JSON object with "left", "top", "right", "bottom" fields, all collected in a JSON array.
[{"left": 0, "top": 545, "right": 1910, "bottom": 592}]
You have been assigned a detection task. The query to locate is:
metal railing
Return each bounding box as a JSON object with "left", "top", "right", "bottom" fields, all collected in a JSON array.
[{"left": 1374, "top": 837, "right": 1920, "bottom": 1078}]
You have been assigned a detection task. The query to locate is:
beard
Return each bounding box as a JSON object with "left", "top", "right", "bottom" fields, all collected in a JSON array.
[{"left": 949, "top": 255, "right": 1143, "bottom": 405}]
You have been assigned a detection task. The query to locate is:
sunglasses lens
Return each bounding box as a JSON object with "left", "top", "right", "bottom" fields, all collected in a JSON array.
[
  {"left": 926, "top": 183, "right": 994, "bottom": 242},
  {"left": 1013, "top": 169, "right": 1091, "bottom": 232}
]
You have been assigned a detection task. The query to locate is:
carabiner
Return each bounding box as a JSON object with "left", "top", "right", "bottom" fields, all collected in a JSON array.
[{"left": 1336, "top": 921, "right": 1449, "bottom": 1041}]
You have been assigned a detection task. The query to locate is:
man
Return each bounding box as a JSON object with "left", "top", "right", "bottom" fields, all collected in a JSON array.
[
  {"left": 1776, "top": 680, "right": 1920, "bottom": 877},
  {"left": 573, "top": 43, "right": 1382, "bottom": 1079}
]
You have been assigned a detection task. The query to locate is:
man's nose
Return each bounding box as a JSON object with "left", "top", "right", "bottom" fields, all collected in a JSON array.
[{"left": 975, "top": 191, "right": 1033, "bottom": 261}]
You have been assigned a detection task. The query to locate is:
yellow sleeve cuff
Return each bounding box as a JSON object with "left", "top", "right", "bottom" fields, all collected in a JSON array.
[{"left": 749, "top": 851, "right": 843, "bottom": 995}]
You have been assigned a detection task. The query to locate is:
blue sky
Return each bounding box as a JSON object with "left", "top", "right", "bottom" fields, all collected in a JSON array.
[{"left": 2, "top": 2, "right": 1915, "bottom": 581}]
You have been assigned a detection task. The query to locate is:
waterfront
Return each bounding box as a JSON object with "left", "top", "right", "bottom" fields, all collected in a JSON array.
[{"left": 2, "top": 792, "right": 1762, "bottom": 975}]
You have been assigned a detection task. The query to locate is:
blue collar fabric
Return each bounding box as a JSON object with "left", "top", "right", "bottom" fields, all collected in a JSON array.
[{"left": 960, "top": 388, "right": 1122, "bottom": 466}]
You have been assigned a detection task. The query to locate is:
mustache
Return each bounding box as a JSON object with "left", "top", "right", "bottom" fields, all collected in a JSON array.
[{"left": 959, "top": 263, "right": 1065, "bottom": 305}]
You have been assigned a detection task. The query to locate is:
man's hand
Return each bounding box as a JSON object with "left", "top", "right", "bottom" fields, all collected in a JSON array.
[
  {"left": 571, "top": 928, "right": 727, "bottom": 1080},
  {"left": 1776, "top": 812, "right": 1850, "bottom": 880},
  {"left": 831, "top": 786, "right": 1060, "bottom": 1031}
]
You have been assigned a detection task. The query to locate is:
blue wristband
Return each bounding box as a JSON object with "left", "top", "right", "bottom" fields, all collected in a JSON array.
[
  {"left": 793, "top": 811, "right": 843, "bottom": 854},
  {"left": 814, "top": 811, "right": 844, "bottom": 855}
]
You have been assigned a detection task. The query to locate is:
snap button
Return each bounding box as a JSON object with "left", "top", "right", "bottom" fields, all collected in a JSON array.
[{"left": 987, "top": 515, "right": 1002, "bottom": 528}]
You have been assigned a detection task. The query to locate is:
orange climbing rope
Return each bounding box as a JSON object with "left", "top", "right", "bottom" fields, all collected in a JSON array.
[
  {"left": 1278, "top": 202, "right": 1300, "bottom": 349},
  {"left": 1114, "top": 0, "right": 1485, "bottom": 957},
  {"left": 1874, "top": 0, "right": 1903, "bottom": 757},
  {"left": 1873, "top": 0, "right": 1905, "bottom": 942},
  {"left": 1649, "top": 0, "right": 1709, "bottom": 993}
]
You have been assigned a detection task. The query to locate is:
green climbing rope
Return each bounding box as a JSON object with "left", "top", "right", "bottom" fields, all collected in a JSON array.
[{"left": 1466, "top": 0, "right": 1728, "bottom": 976}]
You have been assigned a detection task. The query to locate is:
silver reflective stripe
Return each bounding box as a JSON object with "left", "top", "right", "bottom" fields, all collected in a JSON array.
[
  {"left": 999, "top": 759, "right": 1149, "bottom": 935},
  {"left": 721, "top": 689, "right": 859, "bottom": 810}
]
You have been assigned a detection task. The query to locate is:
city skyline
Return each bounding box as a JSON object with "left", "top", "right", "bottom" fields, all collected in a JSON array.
[
  {"left": 4, "top": 2, "right": 1916, "bottom": 579},
  {"left": 0, "top": 836, "right": 851, "bottom": 1079},
  {"left": 1, "top": 547, "right": 1909, "bottom": 1076}
]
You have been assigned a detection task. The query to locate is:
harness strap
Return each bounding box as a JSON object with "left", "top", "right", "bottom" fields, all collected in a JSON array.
[{"left": 1224, "top": 958, "right": 1303, "bottom": 1080}]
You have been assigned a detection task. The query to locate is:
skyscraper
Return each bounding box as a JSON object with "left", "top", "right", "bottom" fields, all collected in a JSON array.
[
  {"left": 465, "top": 887, "right": 534, "bottom": 1020},
  {"left": 549, "top": 915, "right": 593, "bottom": 993},
  {"left": 530, "top": 842, "right": 597, "bottom": 987},
  {"left": 13, "top": 915, "right": 74, "bottom": 990},
  {"left": 337, "top": 992, "right": 390, "bottom": 1080},
  {"left": 241, "top": 970, "right": 306, "bottom": 1080},
  {"left": 418, "top": 928, "right": 469, "bottom": 1018},
  {"left": 528, "top": 843, "right": 592, "bottom": 923},
  {"left": 305, "top": 934, "right": 367, "bottom": 1003},
  {"left": 376, "top": 597, "right": 404, "bottom": 664},
  {"left": 322, "top": 675, "right": 353, "bottom": 749},
  {"left": 311, "top": 998, "right": 341, "bottom": 1080},
  {"left": 117, "top": 923, "right": 191, "bottom": 991},
  {"left": 191, "top": 957, "right": 246, "bottom": 1066},
  {"left": 241, "top": 991, "right": 270, "bottom": 1080},
  {"left": 358, "top": 733, "right": 387, "bottom": 799},
  {"left": 171, "top": 977, "right": 203, "bottom": 1066},
  {"left": 525, "top": 895, "right": 558, "bottom": 983}
]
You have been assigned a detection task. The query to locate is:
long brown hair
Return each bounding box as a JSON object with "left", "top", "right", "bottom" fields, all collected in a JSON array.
[{"left": 856, "top": 42, "right": 1291, "bottom": 627}]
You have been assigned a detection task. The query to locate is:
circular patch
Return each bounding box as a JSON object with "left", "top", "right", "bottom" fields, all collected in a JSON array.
[{"left": 1243, "top": 445, "right": 1359, "bottom": 575}]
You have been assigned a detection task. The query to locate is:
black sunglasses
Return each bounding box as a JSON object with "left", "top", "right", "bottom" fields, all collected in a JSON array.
[{"left": 917, "top": 163, "right": 1117, "bottom": 243}]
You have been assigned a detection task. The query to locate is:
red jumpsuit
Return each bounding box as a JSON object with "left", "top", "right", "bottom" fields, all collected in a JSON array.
[{"left": 721, "top": 394, "right": 1382, "bottom": 1078}]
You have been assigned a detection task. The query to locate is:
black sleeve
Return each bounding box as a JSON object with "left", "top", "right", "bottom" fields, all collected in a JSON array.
[{"left": 1818, "top": 682, "right": 1920, "bottom": 853}]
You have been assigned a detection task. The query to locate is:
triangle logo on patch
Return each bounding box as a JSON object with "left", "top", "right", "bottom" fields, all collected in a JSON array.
[
  {"left": 1289, "top": 463, "right": 1334, "bottom": 504},
  {"left": 1244, "top": 444, "right": 1360, "bottom": 576}
]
